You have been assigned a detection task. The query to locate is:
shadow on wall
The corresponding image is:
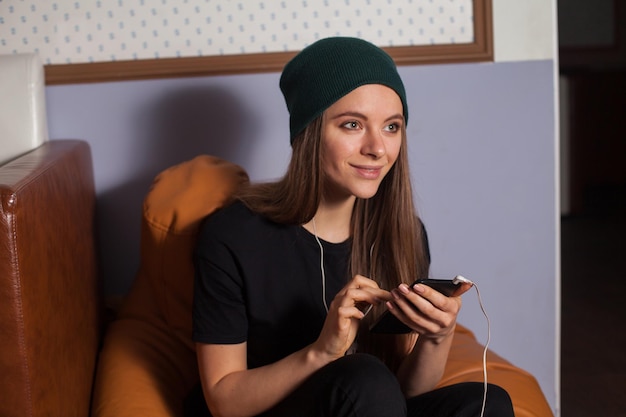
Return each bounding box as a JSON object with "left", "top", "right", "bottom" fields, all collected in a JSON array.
[{"left": 97, "top": 86, "right": 259, "bottom": 296}]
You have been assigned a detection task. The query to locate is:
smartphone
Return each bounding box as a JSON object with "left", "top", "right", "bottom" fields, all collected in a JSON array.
[{"left": 369, "top": 278, "right": 463, "bottom": 334}]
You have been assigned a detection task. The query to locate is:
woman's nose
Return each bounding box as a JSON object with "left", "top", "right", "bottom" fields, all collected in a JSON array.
[{"left": 362, "top": 130, "right": 385, "bottom": 158}]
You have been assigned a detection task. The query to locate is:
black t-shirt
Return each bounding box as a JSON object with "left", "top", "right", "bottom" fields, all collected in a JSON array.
[{"left": 192, "top": 200, "right": 350, "bottom": 369}]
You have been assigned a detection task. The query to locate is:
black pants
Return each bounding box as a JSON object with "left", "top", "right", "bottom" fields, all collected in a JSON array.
[{"left": 185, "top": 353, "right": 515, "bottom": 417}]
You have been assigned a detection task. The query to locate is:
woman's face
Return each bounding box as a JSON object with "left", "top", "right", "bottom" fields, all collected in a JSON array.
[{"left": 320, "top": 84, "right": 403, "bottom": 202}]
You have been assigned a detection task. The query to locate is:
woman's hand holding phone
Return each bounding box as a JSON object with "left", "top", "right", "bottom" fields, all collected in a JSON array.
[
  {"left": 388, "top": 279, "right": 471, "bottom": 341},
  {"left": 369, "top": 277, "right": 473, "bottom": 335}
]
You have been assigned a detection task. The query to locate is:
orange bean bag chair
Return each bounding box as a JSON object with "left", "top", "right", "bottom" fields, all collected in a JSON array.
[{"left": 91, "top": 155, "right": 553, "bottom": 417}]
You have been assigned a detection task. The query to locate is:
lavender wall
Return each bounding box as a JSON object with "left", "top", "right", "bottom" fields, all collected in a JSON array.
[{"left": 46, "top": 59, "right": 558, "bottom": 412}]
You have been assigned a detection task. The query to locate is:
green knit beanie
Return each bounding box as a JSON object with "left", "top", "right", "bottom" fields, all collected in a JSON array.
[{"left": 280, "top": 37, "right": 408, "bottom": 144}]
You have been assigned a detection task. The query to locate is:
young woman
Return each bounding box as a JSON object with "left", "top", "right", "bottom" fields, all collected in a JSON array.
[{"left": 189, "top": 37, "right": 514, "bottom": 417}]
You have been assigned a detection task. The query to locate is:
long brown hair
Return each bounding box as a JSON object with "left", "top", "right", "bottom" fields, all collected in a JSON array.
[{"left": 237, "top": 114, "right": 430, "bottom": 370}]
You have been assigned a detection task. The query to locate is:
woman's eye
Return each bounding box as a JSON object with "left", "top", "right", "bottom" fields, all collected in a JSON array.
[
  {"left": 342, "top": 121, "right": 360, "bottom": 129},
  {"left": 384, "top": 123, "right": 400, "bottom": 132}
]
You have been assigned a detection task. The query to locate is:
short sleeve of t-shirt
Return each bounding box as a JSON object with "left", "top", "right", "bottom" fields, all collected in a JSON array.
[{"left": 192, "top": 204, "right": 249, "bottom": 344}]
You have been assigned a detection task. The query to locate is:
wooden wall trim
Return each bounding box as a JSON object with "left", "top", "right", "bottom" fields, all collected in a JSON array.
[{"left": 44, "top": 0, "right": 492, "bottom": 85}]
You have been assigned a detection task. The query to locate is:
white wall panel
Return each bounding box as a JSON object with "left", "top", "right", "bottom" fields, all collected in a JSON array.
[
  {"left": 493, "top": 0, "right": 556, "bottom": 62},
  {"left": 0, "top": 0, "right": 474, "bottom": 64}
]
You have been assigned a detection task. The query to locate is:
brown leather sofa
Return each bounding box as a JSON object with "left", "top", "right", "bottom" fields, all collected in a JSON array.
[
  {"left": 1, "top": 142, "right": 554, "bottom": 416},
  {"left": 0, "top": 140, "right": 101, "bottom": 417}
]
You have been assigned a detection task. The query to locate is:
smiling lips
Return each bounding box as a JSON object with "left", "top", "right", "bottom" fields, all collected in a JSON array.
[{"left": 352, "top": 164, "right": 384, "bottom": 179}]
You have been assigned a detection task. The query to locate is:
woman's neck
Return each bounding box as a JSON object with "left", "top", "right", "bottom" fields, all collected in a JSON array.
[{"left": 303, "top": 196, "right": 355, "bottom": 243}]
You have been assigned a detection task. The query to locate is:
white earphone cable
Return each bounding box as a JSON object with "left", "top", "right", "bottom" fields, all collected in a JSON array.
[
  {"left": 311, "top": 218, "right": 329, "bottom": 313},
  {"left": 472, "top": 282, "right": 490, "bottom": 417}
]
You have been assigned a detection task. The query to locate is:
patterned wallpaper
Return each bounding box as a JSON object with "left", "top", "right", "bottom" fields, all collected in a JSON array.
[{"left": 0, "top": 0, "right": 474, "bottom": 65}]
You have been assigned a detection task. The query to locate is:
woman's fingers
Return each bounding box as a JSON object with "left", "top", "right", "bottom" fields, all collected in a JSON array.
[
  {"left": 333, "top": 286, "right": 387, "bottom": 315},
  {"left": 317, "top": 276, "right": 391, "bottom": 356},
  {"left": 388, "top": 283, "right": 461, "bottom": 335},
  {"left": 336, "top": 275, "right": 391, "bottom": 310}
]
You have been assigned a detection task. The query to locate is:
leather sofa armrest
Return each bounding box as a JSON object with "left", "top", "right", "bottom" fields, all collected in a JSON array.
[{"left": 0, "top": 140, "right": 101, "bottom": 417}]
